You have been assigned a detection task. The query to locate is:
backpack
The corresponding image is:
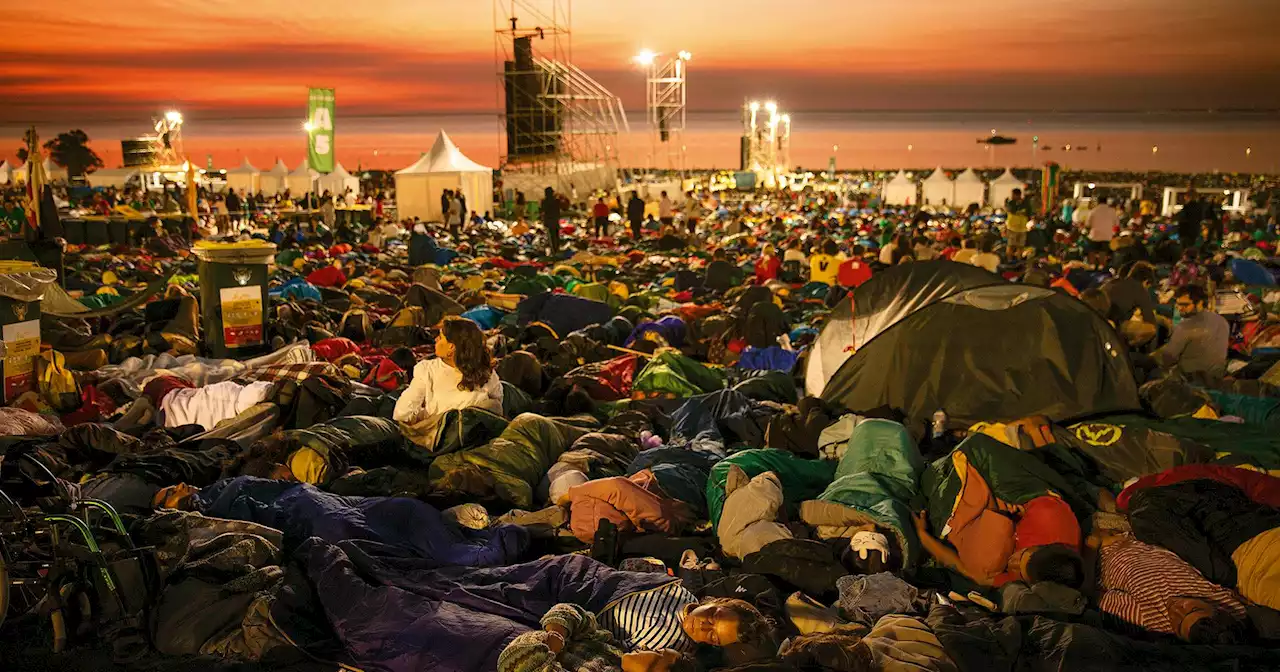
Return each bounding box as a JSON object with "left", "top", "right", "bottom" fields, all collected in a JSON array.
[{"left": 37, "top": 349, "right": 82, "bottom": 412}]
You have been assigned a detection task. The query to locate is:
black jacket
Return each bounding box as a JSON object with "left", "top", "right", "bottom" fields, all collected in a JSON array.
[
  {"left": 1128, "top": 479, "right": 1280, "bottom": 587},
  {"left": 627, "top": 197, "right": 645, "bottom": 222}
]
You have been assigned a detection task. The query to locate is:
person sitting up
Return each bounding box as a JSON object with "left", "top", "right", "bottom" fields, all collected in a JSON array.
[
  {"left": 393, "top": 316, "right": 503, "bottom": 422},
  {"left": 968, "top": 238, "right": 1001, "bottom": 273},
  {"left": 755, "top": 244, "right": 782, "bottom": 284},
  {"left": 704, "top": 248, "right": 743, "bottom": 292},
  {"left": 951, "top": 237, "right": 977, "bottom": 265},
  {"left": 1152, "top": 284, "right": 1229, "bottom": 379},
  {"left": 809, "top": 239, "right": 842, "bottom": 286},
  {"left": 1100, "top": 262, "right": 1161, "bottom": 348}
]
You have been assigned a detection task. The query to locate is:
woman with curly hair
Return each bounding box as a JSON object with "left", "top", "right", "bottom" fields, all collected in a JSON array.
[{"left": 393, "top": 316, "right": 503, "bottom": 422}]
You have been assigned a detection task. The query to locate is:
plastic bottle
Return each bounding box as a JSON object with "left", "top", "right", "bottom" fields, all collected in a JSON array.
[{"left": 932, "top": 409, "right": 947, "bottom": 439}]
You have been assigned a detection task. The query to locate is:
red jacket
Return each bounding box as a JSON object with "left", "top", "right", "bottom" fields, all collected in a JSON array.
[
  {"left": 755, "top": 256, "right": 781, "bottom": 283},
  {"left": 1117, "top": 464, "right": 1280, "bottom": 511}
]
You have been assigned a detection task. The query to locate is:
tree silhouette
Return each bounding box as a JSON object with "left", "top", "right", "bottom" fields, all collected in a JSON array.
[
  {"left": 16, "top": 146, "right": 28, "bottom": 163},
  {"left": 42, "top": 129, "right": 103, "bottom": 177}
]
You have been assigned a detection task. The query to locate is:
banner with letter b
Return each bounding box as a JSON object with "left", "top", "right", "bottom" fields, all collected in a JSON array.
[{"left": 307, "top": 88, "right": 335, "bottom": 173}]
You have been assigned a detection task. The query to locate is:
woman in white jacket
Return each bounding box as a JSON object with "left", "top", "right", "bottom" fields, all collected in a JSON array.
[{"left": 393, "top": 316, "right": 503, "bottom": 422}]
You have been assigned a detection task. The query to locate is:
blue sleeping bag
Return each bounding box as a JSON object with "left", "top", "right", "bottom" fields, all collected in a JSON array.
[
  {"left": 195, "top": 477, "right": 528, "bottom": 567},
  {"left": 297, "top": 542, "right": 677, "bottom": 672},
  {"left": 1229, "top": 258, "right": 1277, "bottom": 287},
  {"left": 736, "top": 346, "right": 799, "bottom": 372}
]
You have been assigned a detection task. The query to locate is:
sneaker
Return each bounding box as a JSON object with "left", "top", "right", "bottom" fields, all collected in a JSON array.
[{"left": 680, "top": 549, "right": 700, "bottom": 570}]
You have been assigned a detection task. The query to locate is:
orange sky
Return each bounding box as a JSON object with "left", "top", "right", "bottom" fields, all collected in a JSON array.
[
  {"left": 3, "top": 0, "right": 1277, "bottom": 123},
  {"left": 2, "top": 1, "right": 1277, "bottom": 171}
]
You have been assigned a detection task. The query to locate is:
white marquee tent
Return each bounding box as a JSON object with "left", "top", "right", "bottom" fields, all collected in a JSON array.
[
  {"left": 0, "top": 160, "right": 15, "bottom": 185},
  {"left": 317, "top": 162, "right": 359, "bottom": 197},
  {"left": 989, "top": 168, "right": 1027, "bottom": 208},
  {"left": 881, "top": 170, "right": 916, "bottom": 206},
  {"left": 85, "top": 168, "right": 142, "bottom": 189},
  {"left": 42, "top": 157, "right": 68, "bottom": 183},
  {"left": 261, "top": 159, "right": 290, "bottom": 194},
  {"left": 287, "top": 160, "right": 317, "bottom": 195},
  {"left": 395, "top": 131, "right": 493, "bottom": 223},
  {"left": 921, "top": 167, "right": 955, "bottom": 206},
  {"left": 224, "top": 158, "right": 261, "bottom": 195},
  {"left": 952, "top": 168, "right": 986, "bottom": 208}
]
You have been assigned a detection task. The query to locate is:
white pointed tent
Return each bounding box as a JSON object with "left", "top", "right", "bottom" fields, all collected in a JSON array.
[
  {"left": 989, "top": 168, "right": 1027, "bottom": 208},
  {"left": 85, "top": 167, "right": 142, "bottom": 188},
  {"left": 921, "top": 167, "right": 954, "bottom": 206},
  {"left": 0, "top": 160, "right": 14, "bottom": 185},
  {"left": 260, "top": 159, "right": 290, "bottom": 194},
  {"left": 881, "top": 170, "right": 916, "bottom": 206},
  {"left": 224, "top": 158, "right": 261, "bottom": 195},
  {"left": 41, "top": 157, "right": 68, "bottom": 183},
  {"left": 395, "top": 131, "right": 493, "bottom": 222},
  {"left": 952, "top": 168, "right": 986, "bottom": 208},
  {"left": 287, "top": 160, "right": 317, "bottom": 195},
  {"left": 317, "top": 162, "right": 359, "bottom": 197}
]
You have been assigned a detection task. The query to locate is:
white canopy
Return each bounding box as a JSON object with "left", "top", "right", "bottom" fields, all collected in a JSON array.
[
  {"left": 0, "top": 160, "right": 14, "bottom": 185},
  {"left": 85, "top": 167, "right": 142, "bottom": 188},
  {"left": 224, "top": 157, "right": 261, "bottom": 195},
  {"left": 260, "top": 159, "right": 290, "bottom": 194},
  {"left": 395, "top": 131, "right": 493, "bottom": 222},
  {"left": 42, "top": 157, "right": 68, "bottom": 182},
  {"left": 921, "top": 167, "right": 954, "bottom": 206},
  {"left": 287, "top": 160, "right": 317, "bottom": 195},
  {"left": 953, "top": 168, "right": 986, "bottom": 208},
  {"left": 881, "top": 170, "right": 916, "bottom": 206},
  {"left": 317, "top": 162, "right": 359, "bottom": 197},
  {"left": 988, "top": 168, "right": 1027, "bottom": 207}
]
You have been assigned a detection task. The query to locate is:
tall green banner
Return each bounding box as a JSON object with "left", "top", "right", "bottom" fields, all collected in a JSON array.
[{"left": 307, "top": 88, "right": 335, "bottom": 173}]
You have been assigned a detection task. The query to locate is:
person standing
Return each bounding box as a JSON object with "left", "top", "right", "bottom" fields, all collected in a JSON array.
[
  {"left": 1085, "top": 198, "right": 1119, "bottom": 268},
  {"left": 452, "top": 192, "right": 465, "bottom": 234},
  {"left": 1005, "top": 188, "right": 1032, "bottom": 261},
  {"left": 541, "top": 186, "right": 561, "bottom": 255},
  {"left": 1177, "top": 188, "right": 1205, "bottom": 249},
  {"left": 592, "top": 197, "right": 611, "bottom": 238},
  {"left": 458, "top": 191, "right": 468, "bottom": 226},
  {"left": 659, "top": 191, "right": 674, "bottom": 228},
  {"left": 440, "top": 189, "right": 453, "bottom": 223},
  {"left": 628, "top": 192, "right": 646, "bottom": 239}
]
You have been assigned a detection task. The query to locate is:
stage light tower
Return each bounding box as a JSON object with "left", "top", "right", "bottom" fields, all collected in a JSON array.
[{"left": 637, "top": 48, "right": 691, "bottom": 174}]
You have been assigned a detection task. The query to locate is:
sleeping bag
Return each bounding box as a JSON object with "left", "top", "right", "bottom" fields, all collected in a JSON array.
[
  {"left": 706, "top": 448, "right": 836, "bottom": 530},
  {"left": 800, "top": 419, "right": 925, "bottom": 568}
]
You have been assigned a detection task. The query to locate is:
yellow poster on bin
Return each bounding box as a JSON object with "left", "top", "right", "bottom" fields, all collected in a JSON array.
[
  {"left": 3, "top": 319, "right": 40, "bottom": 400},
  {"left": 220, "top": 286, "right": 263, "bottom": 348}
]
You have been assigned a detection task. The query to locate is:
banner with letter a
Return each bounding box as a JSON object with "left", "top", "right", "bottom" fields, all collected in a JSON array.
[{"left": 307, "top": 88, "right": 335, "bottom": 173}]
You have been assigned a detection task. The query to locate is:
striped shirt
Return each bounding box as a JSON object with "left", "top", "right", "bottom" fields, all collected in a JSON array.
[
  {"left": 598, "top": 580, "right": 697, "bottom": 653},
  {"left": 1098, "top": 536, "right": 1246, "bottom": 635}
]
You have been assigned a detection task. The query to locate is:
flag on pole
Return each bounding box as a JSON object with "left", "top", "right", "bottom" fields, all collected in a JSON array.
[
  {"left": 186, "top": 162, "right": 199, "bottom": 217},
  {"left": 306, "top": 88, "right": 336, "bottom": 173},
  {"left": 22, "top": 127, "right": 44, "bottom": 235}
]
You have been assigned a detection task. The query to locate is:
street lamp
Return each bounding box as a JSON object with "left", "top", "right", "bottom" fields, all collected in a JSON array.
[
  {"left": 165, "top": 110, "right": 183, "bottom": 124},
  {"left": 303, "top": 121, "right": 315, "bottom": 133},
  {"left": 1246, "top": 147, "right": 1252, "bottom": 157},
  {"left": 1151, "top": 145, "right": 1159, "bottom": 154},
  {"left": 634, "top": 49, "right": 657, "bottom": 67}
]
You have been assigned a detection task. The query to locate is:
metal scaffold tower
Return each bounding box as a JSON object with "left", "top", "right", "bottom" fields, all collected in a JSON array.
[
  {"left": 635, "top": 49, "right": 690, "bottom": 176},
  {"left": 494, "top": 0, "right": 629, "bottom": 195}
]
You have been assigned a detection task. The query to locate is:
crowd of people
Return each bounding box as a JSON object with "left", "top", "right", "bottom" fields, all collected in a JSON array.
[{"left": 1, "top": 166, "right": 1280, "bottom": 672}]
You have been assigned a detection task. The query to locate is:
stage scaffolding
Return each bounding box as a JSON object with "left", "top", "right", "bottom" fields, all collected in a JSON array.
[{"left": 494, "top": 0, "right": 629, "bottom": 194}]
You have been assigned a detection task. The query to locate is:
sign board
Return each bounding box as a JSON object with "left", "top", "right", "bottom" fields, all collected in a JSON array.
[
  {"left": 3, "top": 318, "right": 40, "bottom": 400},
  {"left": 220, "top": 286, "right": 263, "bottom": 349}
]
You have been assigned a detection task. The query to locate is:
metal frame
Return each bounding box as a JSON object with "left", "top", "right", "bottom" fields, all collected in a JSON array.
[
  {"left": 641, "top": 52, "right": 689, "bottom": 174},
  {"left": 494, "top": 0, "right": 628, "bottom": 191}
]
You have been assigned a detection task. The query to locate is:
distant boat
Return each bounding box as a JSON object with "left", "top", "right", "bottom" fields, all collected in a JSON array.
[{"left": 979, "top": 135, "right": 1018, "bottom": 145}]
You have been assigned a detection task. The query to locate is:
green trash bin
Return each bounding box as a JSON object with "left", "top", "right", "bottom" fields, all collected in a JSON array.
[
  {"left": 0, "top": 262, "right": 55, "bottom": 404},
  {"left": 192, "top": 241, "right": 276, "bottom": 359}
]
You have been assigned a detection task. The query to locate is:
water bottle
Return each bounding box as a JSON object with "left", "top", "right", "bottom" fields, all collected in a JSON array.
[{"left": 932, "top": 409, "right": 947, "bottom": 440}]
